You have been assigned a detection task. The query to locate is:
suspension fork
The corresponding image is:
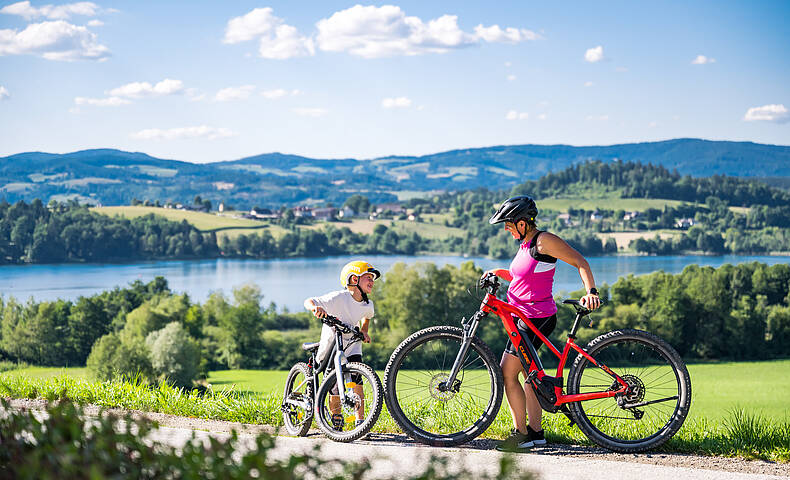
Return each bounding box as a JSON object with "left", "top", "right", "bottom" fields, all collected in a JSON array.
[{"left": 441, "top": 311, "right": 484, "bottom": 391}]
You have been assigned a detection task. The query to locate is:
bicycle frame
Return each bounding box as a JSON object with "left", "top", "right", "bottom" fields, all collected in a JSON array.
[
  {"left": 443, "top": 291, "right": 629, "bottom": 408},
  {"left": 282, "top": 328, "right": 358, "bottom": 412}
]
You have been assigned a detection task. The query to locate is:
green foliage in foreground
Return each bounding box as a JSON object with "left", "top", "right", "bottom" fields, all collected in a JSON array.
[
  {"left": 0, "top": 399, "right": 534, "bottom": 480},
  {"left": 1, "top": 373, "right": 788, "bottom": 462}
]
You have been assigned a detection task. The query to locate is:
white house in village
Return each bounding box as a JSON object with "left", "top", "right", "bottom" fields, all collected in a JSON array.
[
  {"left": 338, "top": 206, "right": 355, "bottom": 218},
  {"left": 676, "top": 218, "right": 695, "bottom": 229},
  {"left": 623, "top": 211, "right": 640, "bottom": 221}
]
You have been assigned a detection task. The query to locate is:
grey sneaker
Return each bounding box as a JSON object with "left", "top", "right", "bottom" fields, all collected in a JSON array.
[{"left": 524, "top": 425, "right": 547, "bottom": 447}]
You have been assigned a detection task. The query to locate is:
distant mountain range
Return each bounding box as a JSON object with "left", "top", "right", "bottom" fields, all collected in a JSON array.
[{"left": 1, "top": 138, "right": 788, "bottom": 208}]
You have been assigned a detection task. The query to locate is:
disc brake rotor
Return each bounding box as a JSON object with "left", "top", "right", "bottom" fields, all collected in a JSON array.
[{"left": 429, "top": 373, "right": 458, "bottom": 401}]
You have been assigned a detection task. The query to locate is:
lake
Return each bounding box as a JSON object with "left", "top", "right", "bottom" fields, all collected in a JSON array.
[{"left": 0, "top": 254, "right": 787, "bottom": 311}]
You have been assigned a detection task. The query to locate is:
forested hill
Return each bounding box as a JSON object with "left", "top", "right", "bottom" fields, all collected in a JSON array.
[
  {"left": 1, "top": 139, "right": 789, "bottom": 208},
  {"left": 513, "top": 161, "right": 790, "bottom": 207}
]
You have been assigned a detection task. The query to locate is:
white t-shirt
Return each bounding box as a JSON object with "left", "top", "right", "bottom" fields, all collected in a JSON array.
[{"left": 307, "top": 290, "right": 375, "bottom": 361}]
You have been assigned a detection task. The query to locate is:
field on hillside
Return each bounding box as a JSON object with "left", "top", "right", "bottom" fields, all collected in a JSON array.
[
  {"left": 597, "top": 231, "right": 679, "bottom": 250},
  {"left": 538, "top": 197, "right": 690, "bottom": 212},
  {"left": 92, "top": 206, "right": 291, "bottom": 239},
  {"left": 8, "top": 359, "right": 789, "bottom": 423},
  {"left": 304, "top": 218, "right": 465, "bottom": 239}
]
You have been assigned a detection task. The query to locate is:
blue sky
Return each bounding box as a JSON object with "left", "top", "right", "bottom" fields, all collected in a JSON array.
[{"left": 1, "top": 1, "right": 788, "bottom": 163}]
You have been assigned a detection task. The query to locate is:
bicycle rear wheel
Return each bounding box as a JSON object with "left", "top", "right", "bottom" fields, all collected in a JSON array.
[
  {"left": 567, "top": 329, "right": 691, "bottom": 452},
  {"left": 282, "top": 362, "right": 313, "bottom": 437},
  {"left": 383, "top": 326, "right": 503, "bottom": 447}
]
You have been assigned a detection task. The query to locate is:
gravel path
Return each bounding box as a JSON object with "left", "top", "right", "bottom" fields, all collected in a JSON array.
[{"left": 7, "top": 399, "right": 790, "bottom": 479}]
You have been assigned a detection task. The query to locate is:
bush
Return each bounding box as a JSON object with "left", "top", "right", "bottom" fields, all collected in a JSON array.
[
  {"left": 0, "top": 399, "right": 534, "bottom": 480},
  {"left": 145, "top": 322, "right": 200, "bottom": 388},
  {"left": 86, "top": 333, "right": 153, "bottom": 382}
]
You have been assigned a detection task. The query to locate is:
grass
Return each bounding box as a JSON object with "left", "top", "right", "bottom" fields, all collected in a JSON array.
[
  {"left": 304, "top": 218, "right": 465, "bottom": 240},
  {"left": 597, "top": 231, "right": 679, "bottom": 250},
  {"left": 1, "top": 367, "right": 788, "bottom": 461},
  {"left": 2, "top": 360, "right": 789, "bottom": 461},
  {"left": 10, "top": 360, "right": 790, "bottom": 423},
  {"left": 92, "top": 206, "right": 284, "bottom": 240},
  {"left": 539, "top": 197, "right": 691, "bottom": 213}
]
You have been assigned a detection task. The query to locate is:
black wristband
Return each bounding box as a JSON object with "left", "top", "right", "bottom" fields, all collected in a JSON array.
[{"left": 588, "top": 288, "right": 598, "bottom": 296}]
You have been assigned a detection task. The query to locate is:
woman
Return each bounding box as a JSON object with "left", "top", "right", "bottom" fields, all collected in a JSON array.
[{"left": 484, "top": 195, "right": 601, "bottom": 452}]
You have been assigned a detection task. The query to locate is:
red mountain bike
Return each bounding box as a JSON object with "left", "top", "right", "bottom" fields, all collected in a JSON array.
[{"left": 383, "top": 274, "right": 691, "bottom": 452}]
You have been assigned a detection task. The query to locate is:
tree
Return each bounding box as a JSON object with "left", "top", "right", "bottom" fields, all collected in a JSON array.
[
  {"left": 343, "top": 195, "right": 371, "bottom": 214},
  {"left": 146, "top": 322, "right": 200, "bottom": 388}
]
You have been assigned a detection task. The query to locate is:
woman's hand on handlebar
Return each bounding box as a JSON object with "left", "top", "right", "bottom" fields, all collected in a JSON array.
[
  {"left": 481, "top": 268, "right": 512, "bottom": 283},
  {"left": 311, "top": 306, "right": 327, "bottom": 319},
  {"left": 580, "top": 293, "right": 601, "bottom": 310}
]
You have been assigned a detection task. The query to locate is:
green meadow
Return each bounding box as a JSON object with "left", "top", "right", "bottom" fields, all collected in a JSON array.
[
  {"left": 3, "top": 359, "right": 789, "bottom": 460},
  {"left": 7, "top": 359, "right": 790, "bottom": 422}
]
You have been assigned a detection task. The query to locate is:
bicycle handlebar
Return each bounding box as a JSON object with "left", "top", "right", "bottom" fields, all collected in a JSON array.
[{"left": 321, "top": 315, "right": 364, "bottom": 341}]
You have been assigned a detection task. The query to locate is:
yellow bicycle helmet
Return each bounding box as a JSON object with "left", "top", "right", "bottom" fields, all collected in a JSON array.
[{"left": 340, "top": 260, "right": 381, "bottom": 287}]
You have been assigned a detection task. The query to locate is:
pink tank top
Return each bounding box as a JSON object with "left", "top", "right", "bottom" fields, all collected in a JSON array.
[{"left": 507, "top": 231, "right": 558, "bottom": 318}]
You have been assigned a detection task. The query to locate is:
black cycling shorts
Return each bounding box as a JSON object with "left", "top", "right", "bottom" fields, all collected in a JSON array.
[
  {"left": 329, "top": 354, "right": 363, "bottom": 394},
  {"left": 504, "top": 314, "right": 557, "bottom": 357}
]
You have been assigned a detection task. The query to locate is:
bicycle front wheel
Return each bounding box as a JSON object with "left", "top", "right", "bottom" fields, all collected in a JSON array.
[
  {"left": 567, "top": 329, "right": 691, "bottom": 453},
  {"left": 315, "top": 362, "right": 383, "bottom": 442},
  {"left": 383, "top": 326, "right": 503, "bottom": 447}
]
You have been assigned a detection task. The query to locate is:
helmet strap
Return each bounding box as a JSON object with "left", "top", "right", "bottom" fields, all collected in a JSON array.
[{"left": 350, "top": 277, "right": 370, "bottom": 304}]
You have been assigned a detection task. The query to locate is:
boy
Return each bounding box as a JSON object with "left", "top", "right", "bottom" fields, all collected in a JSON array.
[{"left": 303, "top": 260, "right": 379, "bottom": 430}]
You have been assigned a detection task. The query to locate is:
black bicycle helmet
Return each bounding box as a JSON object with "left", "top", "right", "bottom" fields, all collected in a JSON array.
[{"left": 489, "top": 195, "right": 538, "bottom": 225}]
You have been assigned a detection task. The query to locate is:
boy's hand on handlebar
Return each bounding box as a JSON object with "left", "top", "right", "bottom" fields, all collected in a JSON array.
[
  {"left": 311, "top": 306, "right": 327, "bottom": 319},
  {"left": 362, "top": 330, "right": 371, "bottom": 344}
]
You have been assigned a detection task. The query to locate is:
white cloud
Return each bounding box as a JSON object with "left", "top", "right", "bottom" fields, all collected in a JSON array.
[
  {"left": 185, "top": 88, "right": 205, "bottom": 102},
  {"left": 0, "top": 20, "right": 109, "bottom": 61},
  {"left": 473, "top": 24, "right": 539, "bottom": 43},
  {"left": 584, "top": 81, "right": 594, "bottom": 87},
  {"left": 315, "top": 5, "right": 537, "bottom": 58},
  {"left": 649, "top": 121, "right": 658, "bottom": 128},
  {"left": 0, "top": 1, "right": 100, "bottom": 20},
  {"left": 585, "top": 45, "right": 603, "bottom": 63},
  {"left": 506, "top": 110, "right": 528, "bottom": 120},
  {"left": 507, "top": 74, "right": 516, "bottom": 81},
  {"left": 615, "top": 66, "right": 628, "bottom": 72},
  {"left": 108, "top": 79, "right": 184, "bottom": 99},
  {"left": 214, "top": 85, "right": 255, "bottom": 102},
  {"left": 223, "top": 7, "right": 314, "bottom": 59},
  {"left": 691, "top": 54, "right": 715, "bottom": 65},
  {"left": 586, "top": 114, "right": 609, "bottom": 121},
  {"left": 259, "top": 24, "right": 314, "bottom": 59},
  {"left": 504, "top": 61, "right": 512, "bottom": 67},
  {"left": 74, "top": 96, "right": 129, "bottom": 107},
  {"left": 536, "top": 113, "right": 547, "bottom": 120},
  {"left": 382, "top": 96, "right": 412, "bottom": 108},
  {"left": 0, "top": 86, "right": 9, "bottom": 100},
  {"left": 87, "top": 19, "right": 102, "bottom": 27},
  {"left": 293, "top": 107, "right": 327, "bottom": 117},
  {"left": 261, "top": 88, "right": 300, "bottom": 99},
  {"left": 743, "top": 104, "right": 789, "bottom": 123},
  {"left": 130, "top": 126, "right": 237, "bottom": 141}
]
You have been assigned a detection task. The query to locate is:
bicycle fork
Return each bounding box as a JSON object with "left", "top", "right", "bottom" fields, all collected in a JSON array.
[{"left": 440, "top": 311, "right": 484, "bottom": 392}]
